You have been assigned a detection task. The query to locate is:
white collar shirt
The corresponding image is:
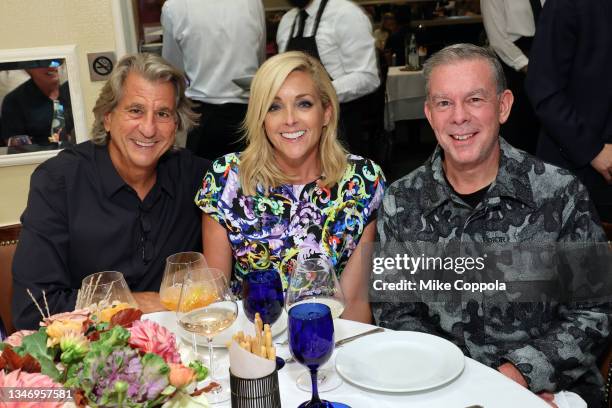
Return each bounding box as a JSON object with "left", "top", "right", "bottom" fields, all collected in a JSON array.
[
  {"left": 481, "top": 0, "right": 545, "bottom": 71},
  {"left": 161, "top": 0, "right": 266, "bottom": 104},
  {"left": 276, "top": 0, "right": 380, "bottom": 103}
]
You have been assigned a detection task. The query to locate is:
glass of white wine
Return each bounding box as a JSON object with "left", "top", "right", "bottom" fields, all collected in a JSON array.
[
  {"left": 176, "top": 267, "right": 237, "bottom": 404},
  {"left": 285, "top": 255, "right": 346, "bottom": 392}
]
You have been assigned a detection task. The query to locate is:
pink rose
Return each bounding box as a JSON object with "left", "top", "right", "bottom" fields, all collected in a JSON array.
[
  {"left": 128, "top": 319, "right": 181, "bottom": 363},
  {"left": 0, "top": 370, "right": 66, "bottom": 408}
]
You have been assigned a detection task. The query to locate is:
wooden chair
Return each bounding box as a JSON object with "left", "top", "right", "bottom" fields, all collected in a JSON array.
[{"left": 0, "top": 224, "right": 20, "bottom": 336}]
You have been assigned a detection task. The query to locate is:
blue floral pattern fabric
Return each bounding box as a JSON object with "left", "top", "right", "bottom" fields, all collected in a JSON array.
[{"left": 195, "top": 153, "right": 385, "bottom": 292}]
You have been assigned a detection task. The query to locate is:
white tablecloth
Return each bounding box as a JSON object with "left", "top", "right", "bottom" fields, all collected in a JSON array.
[
  {"left": 384, "top": 67, "right": 426, "bottom": 131},
  {"left": 144, "top": 312, "right": 549, "bottom": 408}
]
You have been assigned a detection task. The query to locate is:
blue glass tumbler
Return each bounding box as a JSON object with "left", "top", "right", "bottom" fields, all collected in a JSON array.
[
  {"left": 243, "top": 269, "right": 284, "bottom": 325},
  {"left": 288, "top": 303, "right": 336, "bottom": 408}
]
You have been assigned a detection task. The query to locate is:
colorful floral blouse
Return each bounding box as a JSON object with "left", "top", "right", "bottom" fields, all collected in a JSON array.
[{"left": 195, "top": 153, "right": 385, "bottom": 292}]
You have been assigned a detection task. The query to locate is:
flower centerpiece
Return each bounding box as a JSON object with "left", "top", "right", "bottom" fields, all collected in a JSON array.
[{"left": 0, "top": 302, "right": 210, "bottom": 407}]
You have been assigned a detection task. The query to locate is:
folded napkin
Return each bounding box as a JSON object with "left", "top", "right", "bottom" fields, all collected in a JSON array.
[{"left": 229, "top": 340, "right": 275, "bottom": 379}]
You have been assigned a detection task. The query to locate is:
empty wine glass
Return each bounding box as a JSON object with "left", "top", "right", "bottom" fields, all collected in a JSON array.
[
  {"left": 176, "top": 267, "right": 238, "bottom": 404},
  {"left": 243, "top": 269, "right": 284, "bottom": 326},
  {"left": 288, "top": 303, "right": 348, "bottom": 408},
  {"left": 286, "top": 256, "right": 346, "bottom": 391},
  {"left": 159, "top": 252, "right": 207, "bottom": 311},
  {"left": 76, "top": 271, "right": 137, "bottom": 321},
  {"left": 243, "top": 268, "right": 286, "bottom": 369}
]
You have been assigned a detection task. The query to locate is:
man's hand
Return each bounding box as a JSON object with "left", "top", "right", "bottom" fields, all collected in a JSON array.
[
  {"left": 591, "top": 144, "right": 612, "bottom": 183},
  {"left": 497, "top": 362, "right": 528, "bottom": 387},
  {"left": 497, "top": 363, "right": 558, "bottom": 407},
  {"left": 132, "top": 291, "right": 165, "bottom": 314},
  {"left": 537, "top": 392, "right": 559, "bottom": 408}
]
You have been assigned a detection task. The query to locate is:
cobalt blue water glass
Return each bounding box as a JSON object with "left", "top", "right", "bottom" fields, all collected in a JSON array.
[
  {"left": 288, "top": 303, "right": 335, "bottom": 408},
  {"left": 243, "top": 269, "right": 284, "bottom": 325}
]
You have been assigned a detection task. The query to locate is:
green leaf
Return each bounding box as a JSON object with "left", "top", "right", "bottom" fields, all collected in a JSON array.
[{"left": 17, "top": 328, "right": 61, "bottom": 381}]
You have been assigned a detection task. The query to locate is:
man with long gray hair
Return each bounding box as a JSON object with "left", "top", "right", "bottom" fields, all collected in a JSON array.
[
  {"left": 12, "top": 53, "right": 209, "bottom": 330},
  {"left": 373, "top": 44, "right": 608, "bottom": 407}
]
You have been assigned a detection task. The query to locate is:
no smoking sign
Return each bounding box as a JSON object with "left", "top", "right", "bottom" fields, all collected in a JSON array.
[{"left": 87, "top": 52, "right": 117, "bottom": 81}]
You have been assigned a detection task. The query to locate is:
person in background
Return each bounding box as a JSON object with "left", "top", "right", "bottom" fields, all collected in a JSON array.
[
  {"left": 526, "top": 0, "right": 612, "bottom": 223},
  {"left": 481, "top": 0, "right": 542, "bottom": 155},
  {"left": 1, "top": 62, "right": 73, "bottom": 146},
  {"left": 196, "top": 52, "right": 385, "bottom": 324},
  {"left": 374, "top": 12, "right": 397, "bottom": 51},
  {"left": 276, "top": 0, "right": 379, "bottom": 156},
  {"left": 161, "top": 0, "right": 266, "bottom": 160},
  {"left": 373, "top": 44, "right": 608, "bottom": 407},
  {"left": 12, "top": 53, "right": 208, "bottom": 330}
]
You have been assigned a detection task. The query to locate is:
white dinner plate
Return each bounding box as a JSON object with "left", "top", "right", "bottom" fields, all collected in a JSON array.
[
  {"left": 335, "top": 331, "right": 464, "bottom": 392},
  {"left": 232, "top": 75, "right": 254, "bottom": 90},
  {"left": 143, "top": 302, "right": 287, "bottom": 348}
]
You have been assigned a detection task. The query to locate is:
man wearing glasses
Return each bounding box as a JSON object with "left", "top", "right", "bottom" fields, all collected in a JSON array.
[
  {"left": 12, "top": 53, "right": 209, "bottom": 330},
  {"left": 373, "top": 44, "right": 608, "bottom": 407}
]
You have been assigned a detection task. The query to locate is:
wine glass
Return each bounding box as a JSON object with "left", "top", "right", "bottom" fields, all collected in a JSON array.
[
  {"left": 159, "top": 252, "right": 207, "bottom": 311},
  {"left": 176, "top": 267, "right": 237, "bottom": 404},
  {"left": 286, "top": 256, "right": 346, "bottom": 391},
  {"left": 76, "top": 271, "right": 137, "bottom": 321},
  {"left": 243, "top": 269, "right": 284, "bottom": 326},
  {"left": 288, "top": 303, "right": 347, "bottom": 408},
  {"left": 243, "top": 268, "right": 286, "bottom": 369}
]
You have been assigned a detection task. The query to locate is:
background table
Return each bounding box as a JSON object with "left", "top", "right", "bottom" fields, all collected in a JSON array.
[
  {"left": 384, "top": 67, "right": 426, "bottom": 132},
  {"left": 144, "top": 312, "right": 549, "bottom": 408}
]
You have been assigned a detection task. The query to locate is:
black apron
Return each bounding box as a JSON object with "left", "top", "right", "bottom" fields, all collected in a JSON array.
[
  {"left": 284, "top": 0, "right": 371, "bottom": 155},
  {"left": 286, "top": 0, "right": 328, "bottom": 59}
]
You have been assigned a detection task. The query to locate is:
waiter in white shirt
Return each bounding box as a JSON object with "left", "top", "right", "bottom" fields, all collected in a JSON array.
[
  {"left": 277, "top": 0, "right": 380, "bottom": 154},
  {"left": 481, "top": 0, "right": 543, "bottom": 155},
  {"left": 161, "top": 0, "right": 266, "bottom": 160}
]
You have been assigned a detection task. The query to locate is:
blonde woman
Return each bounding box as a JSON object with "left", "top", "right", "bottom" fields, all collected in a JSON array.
[{"left": 195, "top": 51, "right": 385, "bottom": 323}]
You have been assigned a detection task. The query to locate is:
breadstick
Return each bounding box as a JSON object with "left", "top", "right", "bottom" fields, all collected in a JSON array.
[{"left": 267, "top": 346, "right": 276, "bottom": 361}]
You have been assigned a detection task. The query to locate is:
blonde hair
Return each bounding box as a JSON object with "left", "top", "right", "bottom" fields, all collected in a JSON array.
[
  {"left": 91, "top": 53, "right": 198, "bottom": 145},
  {"left": 239, "top": 51, "right": 347, "bottom": 195}
]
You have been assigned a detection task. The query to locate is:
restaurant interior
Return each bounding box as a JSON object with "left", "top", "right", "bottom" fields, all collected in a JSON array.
[{"left": 1, "top": 1, "right": 611, "bottom": 407}]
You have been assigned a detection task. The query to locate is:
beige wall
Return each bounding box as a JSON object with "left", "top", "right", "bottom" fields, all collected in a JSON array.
[{"left": 0, "top": 0, "right": 118, "bottom": 226}]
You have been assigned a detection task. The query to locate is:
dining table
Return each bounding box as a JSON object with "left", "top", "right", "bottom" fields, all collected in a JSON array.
[
  {"left": 144, "top": 307, "right": 549, "bottom": 408},
  {"left": 384, "top": 66, "right": 427, "bottom": 132}
]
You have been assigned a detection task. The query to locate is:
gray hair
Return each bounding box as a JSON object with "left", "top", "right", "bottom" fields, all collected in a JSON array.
[
  {"left": 91, "top": 53, "right": 198, "bottom": 145},
  {"left": 423, "top": 43, "right": 507, "bottom": 97}
]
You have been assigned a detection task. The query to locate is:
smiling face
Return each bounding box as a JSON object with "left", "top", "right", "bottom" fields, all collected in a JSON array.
[
  {"left": 424, "top": 59, "right": 513, "bottom": 174},
  {"left": 264, "top": 70, "right": 332, "bottom": 178},
  {"left": 104, "top": 72, "right": 177, "bottom": 179}
]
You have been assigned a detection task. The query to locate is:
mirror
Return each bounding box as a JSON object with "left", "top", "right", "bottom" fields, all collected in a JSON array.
[{"left": 0, "top": 45, "right": 87, "bottom": 167}]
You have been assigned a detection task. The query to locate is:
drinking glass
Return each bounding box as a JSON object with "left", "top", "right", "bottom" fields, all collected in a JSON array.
[
  {"left": 285, "top": 257, "right": 346, "bottom": 318},
  {"left": 242, "top": 269, "right": 284, "bottom": 326},
  {"left": 288, "top": 303, "right": 347, "bottom": 408},
  {"left": 159, "top": 252, "right": 207, "bottom": 311},
  {"left": 76, "top": 271, "right": 137, "bottom": 320},
  {"left": 176, "top": 267, "right": 237, "bottom": 404},
  {"left": 286, "top": 256, "right": 346, "bottom": 391}
]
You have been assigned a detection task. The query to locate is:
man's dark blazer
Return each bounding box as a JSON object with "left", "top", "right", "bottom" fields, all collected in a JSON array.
[{"left": 526, "top": 0, "right": 612, "bottom": 220}]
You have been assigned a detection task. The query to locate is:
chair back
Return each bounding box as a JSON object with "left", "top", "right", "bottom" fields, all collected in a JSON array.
[{"left": 0, "top": 224, "right": 20, "bottom": 335}]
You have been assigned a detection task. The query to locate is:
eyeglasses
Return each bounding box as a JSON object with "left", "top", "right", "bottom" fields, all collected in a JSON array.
[
  {"left": 121, "top": 107, "right": 177, "bottom": 124},
  {"left": 139, "top": 210, "right": 153, "bottom": 264}
]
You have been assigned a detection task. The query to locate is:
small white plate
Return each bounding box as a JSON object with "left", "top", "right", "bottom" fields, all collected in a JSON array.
[
  {"left": 232, "top": 75, "right": 254, "bottom": 90},
  {"left": 335, "top": 331, "right": 464, "bottom": 392},
  {"left": 143, "top": 302, "right": 287, "bottom": 348}
]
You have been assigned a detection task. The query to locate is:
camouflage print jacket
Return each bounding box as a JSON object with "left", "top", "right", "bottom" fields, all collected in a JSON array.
[{"left": 373, "top": 138, "right": 609, "bottom": 405}]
